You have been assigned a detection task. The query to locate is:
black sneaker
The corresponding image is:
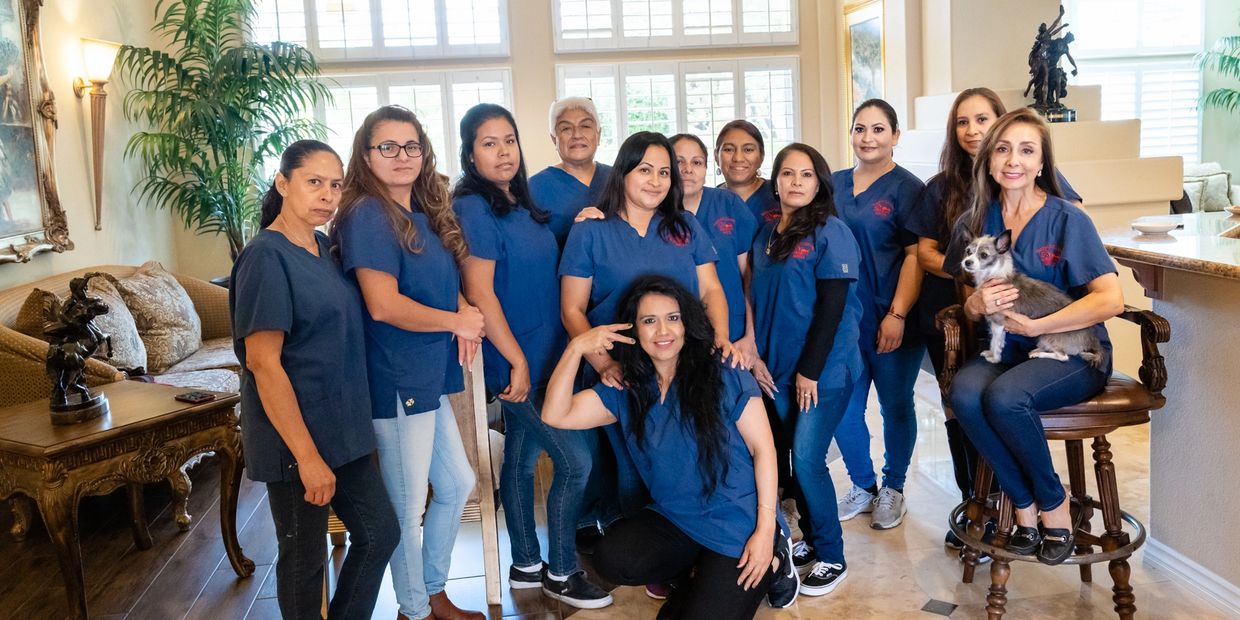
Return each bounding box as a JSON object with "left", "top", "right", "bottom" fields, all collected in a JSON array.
[
  {"left": 767, "top": 536, "right": 801, "bottom": 608},
  {"left": 800, "top": 561, "right": 847, "bottom": 596},
  {"left": 791, "top": 540, "right": 815, "bottom": 576},
  {"left": 542, "top": 570, "right": 614, "bottom": 609},
  {"left": 945, "top": 528, "right": 964, "bottom": 550},
  {"left": 576, "top": 524, "right": 604, "bottom": 556},
  {"left": 508, "top": 562, "right": 545, "bottom": 589}
]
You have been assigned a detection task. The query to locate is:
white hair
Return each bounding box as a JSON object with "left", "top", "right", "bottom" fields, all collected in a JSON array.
[{"left": 547, "top": 97, "right": 599, "bottom": 136}]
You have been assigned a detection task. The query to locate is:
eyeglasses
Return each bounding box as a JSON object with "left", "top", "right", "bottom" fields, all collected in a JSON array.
[{"left": 369, "top": 141, "right": 424, "bottom": 158}]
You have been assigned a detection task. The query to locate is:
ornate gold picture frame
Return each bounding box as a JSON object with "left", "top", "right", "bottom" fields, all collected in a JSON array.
[
  {"left": 0, "top": 0, "right": 70, "bottom": 265},
  {"left": 843, "top": 0, "right": 885, "bottom": 126}
]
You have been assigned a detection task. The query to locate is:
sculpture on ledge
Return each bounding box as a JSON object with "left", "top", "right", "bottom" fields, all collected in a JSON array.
[
  {"left": 43, "top": 274, "right": 112, "bottom": 424},
  {"left": 1024, "top": 5, "right": 1079, "bottom": 123}
]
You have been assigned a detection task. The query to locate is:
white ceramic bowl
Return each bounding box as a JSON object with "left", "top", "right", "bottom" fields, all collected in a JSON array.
[{"left": 1131, "top": 220, "right": 1177, "bottom": 235}]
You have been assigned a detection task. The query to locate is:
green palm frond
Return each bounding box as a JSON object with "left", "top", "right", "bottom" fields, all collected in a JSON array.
[
  {"left": 117, "top": 0, "right": 328, "bottom": 260},
  {"left": 1197, "top": 24, "right": 1240, "bottom": 116}
]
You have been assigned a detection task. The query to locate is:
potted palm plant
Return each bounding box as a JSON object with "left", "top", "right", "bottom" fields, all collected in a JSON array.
[
  {"left": 115, "top": 0, "right": 330, "bottom": 262},
  {"left": 1199, "top": 21, "right": 1239, "bottom": 113}
]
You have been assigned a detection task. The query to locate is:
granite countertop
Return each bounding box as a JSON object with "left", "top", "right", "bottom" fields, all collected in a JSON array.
[{"left": 1102, "top": 211, "right": 1240, "bottom": 280}]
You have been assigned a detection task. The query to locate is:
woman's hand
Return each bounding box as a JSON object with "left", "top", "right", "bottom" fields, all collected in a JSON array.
[
  {"left": 751, "top": 359, "right": 777, "bottom": 399},
  {"left": 795, "top": 373, "right": 818, "bottom": 413},
  {"left": 1001, "top": 311, "right": 1044, "bottom": 338},
  {"left": 299, "top": 455, "right": 336, "bottom": 506},
  {"left": 717, "top": 337, "right": 748, "bottom": 369},
  {"left": 597, "top": 361, "right": 625, "bottom": 390},
  {"left": 736, "top": 527, "right": 776, "bottom": 591},
  {"left": 876, "top": 313, "right": 905, "bottom": 353},
  {"left": 734, "top": 335, "right": 759, "bottom": 368},
  {"left": 453, "top": 303, "right": 486, "bottom": 341},
  {"left": 573, "top": 206, "right": 606, "bottom": 223},
  {"left": 499, "top": 362, "right": 531, "bottom": 403},
  {"left": 572, "top": 324, "right": 635, "bottom": 389},
  {"left": 457, "top": 336, "right": 479, "bottom": 368},
  {"left": 968, "top": 278, "right": 1019, "bottom": 318}
]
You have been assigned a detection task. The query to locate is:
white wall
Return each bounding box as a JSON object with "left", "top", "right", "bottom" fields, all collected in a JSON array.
[
  {"left": 0, "top": 0, "right": 177, "bottom": 290},
  {"left": 1201, "top": 0, "right": 1240, "bottom": 176}
]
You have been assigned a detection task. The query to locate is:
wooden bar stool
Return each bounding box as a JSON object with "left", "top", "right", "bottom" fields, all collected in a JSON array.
[{"left": 936, "top": 304, "right": 1170, "bottom": 620}]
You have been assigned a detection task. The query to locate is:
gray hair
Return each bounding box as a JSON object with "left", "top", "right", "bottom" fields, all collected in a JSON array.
[{"left": 548, "top": 96, "right": 600, "bottom": 136}]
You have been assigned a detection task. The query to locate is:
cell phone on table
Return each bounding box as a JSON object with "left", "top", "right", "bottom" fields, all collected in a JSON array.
[{"left": 175, "top": 391, "right": 217, "bottom": 404}]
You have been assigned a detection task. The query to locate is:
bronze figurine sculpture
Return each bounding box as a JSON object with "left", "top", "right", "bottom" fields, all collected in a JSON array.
[
  {"left": 44, "top": 274, "right": 112, "bottom": 424},
  {"left": 1025, "top": 5, "right": 1079, "bottom": 122}
]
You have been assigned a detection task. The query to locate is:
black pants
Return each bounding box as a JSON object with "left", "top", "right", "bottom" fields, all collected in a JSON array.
[
  {"left": 266, "top": 455, "right": 400, "bottom": 620},
  {"left": 593, "top": 509, "right": 772, "bottom": 620}
]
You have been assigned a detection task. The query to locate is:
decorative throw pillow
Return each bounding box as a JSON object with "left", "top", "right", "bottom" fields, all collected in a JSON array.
[
  {"left": 113, "top": 261, "right": 202, "bottom": 373},
  {"left": 13, "top": 281, "right": 148, "bottom": 372},
  {"left": 1183, "top": 170, "right": 1232, "bottom": 213}
]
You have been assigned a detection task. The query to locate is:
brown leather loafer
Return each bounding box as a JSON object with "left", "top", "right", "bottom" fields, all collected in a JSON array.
[{"left": 429, "top": 591, "right": 484, "bottom": 620}]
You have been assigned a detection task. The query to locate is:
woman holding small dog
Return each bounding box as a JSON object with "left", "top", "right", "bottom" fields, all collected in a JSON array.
[{"left": 944, "top": 108, "right": 1124, "bottom": 565}]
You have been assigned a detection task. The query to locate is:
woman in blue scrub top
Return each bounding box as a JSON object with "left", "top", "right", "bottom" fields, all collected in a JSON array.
[
  {"left": 529, "top": 97, "right": 613, "bottom": 247},
  {"left": 750, "top": 143, "right": 864, "bottom": 597},
  {"left": 945, "top": 109, "right": 1123, "bottom": 565},
  {"left": 452, "top": 104, "right": 612, "bottom": 609},
  {"left": 670, "top": 133, "right": 760, "bottom": 361},
  {"left": 831, "top": 99, "right": 927, "bottom": 531},
  {"left": 331, "top": 106, "right": 486, "bottom": 620},
  {"left": 231, "top": 140, "right": 398, "bottom": 619},
  {"left": 905, "top": 87, "right": 1085, "bottom": 550},
  {"left": 543, "top": 276, "right": 799, "bottom": 617},
  {"left": 716, "top": 119, "right": 780, "bottom": 226}
]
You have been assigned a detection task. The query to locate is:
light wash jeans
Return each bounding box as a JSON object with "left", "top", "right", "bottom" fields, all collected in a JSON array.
[
  {"left": 833, "top": 341, "right": 925, "bottom": 491},
  {"left": 374, "top": 395, "right": 476, "bottom": 619}
]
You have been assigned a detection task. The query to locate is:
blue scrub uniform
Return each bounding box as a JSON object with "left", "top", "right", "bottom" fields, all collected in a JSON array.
[
  {"left": 337, "top": 197, "right": 465, "bottom": 419},
  {"left": 693, "top": 188, "right": 757, "bottom": 341},
  {"left": 230, "top": 230, "right": 375, "bottom": 482},
  {"left": 831, "top": 164, "right": 927, "bottom": 493},
  {"left": 722, "top": 178, "right": 780, "bottom": 229},
  {"left": 591, "top": 364, "right": 770, "bottom": 558},
  {"left": 529, "top": 163, "right": 613, "bottom": 247},
  {"left": 559, "top": 212, "right": 719, "bottom": 327},
  {"left": 454, "top": 195, "right": 567, "bottom": 393}
]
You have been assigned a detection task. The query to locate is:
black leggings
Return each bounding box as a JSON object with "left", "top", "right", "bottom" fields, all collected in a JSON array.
[{"left": 593, "top": 509, "right": 773, "bottom": 620}]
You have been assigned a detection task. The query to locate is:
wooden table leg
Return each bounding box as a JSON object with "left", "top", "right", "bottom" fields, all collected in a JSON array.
[
  {"left": 38, "top": 486, "right": 89, "bottom": 620},
  {"left": 9, "top": 496, "right": 33, "bottom": 542},
  {"left": 168, "top": 466, "right": 194, "bottom": 531},
  {"left": 218, "top": 445, "right": 255, "bottom": 578},
  {"left": 126, "top": 482, "right": 154, "bottom": 550}
]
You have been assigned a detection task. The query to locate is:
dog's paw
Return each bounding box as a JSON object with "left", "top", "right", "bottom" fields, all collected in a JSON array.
[
  {"left": 1030, "top": 350, "right": 1069, "bottom": 362},
  {"left": 981, "top": 350, "right": 1001, "bottom": 363}
]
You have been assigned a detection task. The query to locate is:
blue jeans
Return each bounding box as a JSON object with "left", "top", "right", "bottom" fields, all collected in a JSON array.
[
  {"left": 771, "top": 384, "right": 851, "bottom": 564},
  {"left": 834, "top": 341, "right": 925, "bottom": 490},
  {"left": 499, "top": 393, "right": 591, "bottom": 576},
  {"left": 373, "top": 395, "right": 476, "bottom": 619},
  {"left": 948, "top": 355, "right": 1108, "bottom": 510},
  {"left": 266, "top": 455, "right": 399, "bottom": 620}
]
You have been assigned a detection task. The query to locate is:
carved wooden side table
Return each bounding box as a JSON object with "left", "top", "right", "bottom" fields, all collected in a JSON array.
[{"left": 0, "top": 380, "right": 254, "bottom": 619}]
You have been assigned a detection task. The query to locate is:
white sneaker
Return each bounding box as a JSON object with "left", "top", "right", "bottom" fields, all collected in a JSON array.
[
  {"left": 836, "top": 486, "right": 876, "bottom": 521},
  {"left": 870, "top": 487, "right": 907, "bottom": 530}
]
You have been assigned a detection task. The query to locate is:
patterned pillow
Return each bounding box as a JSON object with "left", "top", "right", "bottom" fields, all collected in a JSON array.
[
  {"left": 13, "top": 281, "right": 148, "bottom": 372},
  {"left": 113, "top": 261, "right": 202, "bottom": 373}
]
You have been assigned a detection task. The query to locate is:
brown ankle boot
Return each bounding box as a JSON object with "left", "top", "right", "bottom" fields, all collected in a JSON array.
[
  {"left": 396, "top": 612, "right": 433, "bottom": 620},
  {"left": 428, "top": 591, "right": 484, "bottom": 620}
]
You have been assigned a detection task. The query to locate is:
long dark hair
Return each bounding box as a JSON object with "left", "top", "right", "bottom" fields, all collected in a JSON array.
[
  {"left": 614, "top": 275, "right": 728, "bottom": 497},
  {"left": 597, "top": 132, "right": 692, "bottom": 244},
  {"left": 936, "top": 87, "right": 1006, "bottom": 241},
  {"left": 766, "top": 143, "right": 836, "bottom": 261},
  {"left": 964, "top": 108, "right": 1065, "bottom": 235},
  {"left": 260, "top": 140, "right": 340, "bottom": 228},
  {"left": 452, "top": 103, "right": 548, "bottom": 222},
  {"left": 331, "top": 105, "right": 468, "bottom": 264}
]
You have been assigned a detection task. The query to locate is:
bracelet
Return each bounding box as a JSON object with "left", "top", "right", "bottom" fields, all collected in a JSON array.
[{"left": 887, "top": 310, "right": 906, "bottom": 321}]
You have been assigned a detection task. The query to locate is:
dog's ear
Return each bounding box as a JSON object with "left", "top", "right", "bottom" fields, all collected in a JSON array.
[{"left": 995, "top": 229, "right": 1013, "bottom": 254}]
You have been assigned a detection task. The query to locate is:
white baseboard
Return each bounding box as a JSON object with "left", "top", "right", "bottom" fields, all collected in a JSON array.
[{"left": 1144, "top": 537, "right": 1240, "bottom": 618}]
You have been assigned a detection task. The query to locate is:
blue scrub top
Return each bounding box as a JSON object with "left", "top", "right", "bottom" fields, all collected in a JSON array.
[
  {"left": 529, "top": 163, "right": 613, "bottom": 247},
  {"left": 832, "top": 165, "right": 925, "bottom": 334},
  {"left": 722, "top": 179, "right": 780, "bottom": 230},
  {"left": 337, "top": 196, "right": 465, "bottom": 418},
  {"left": 944, "top": 196, "right": 1116, "bottom": 372},
  {"left": 592, "top": 363, "right": 765, "bottom": 558},
  {"left": 750, "top": 218, "right": 865, "bottom": 390},
  {"left": 454, "top": 194, "right": 567, "bottom": 394},
  {"left": 230, "top": 230, "right": 375, "bottom": 483},
  {"left": 559, "top": 212, "right": 719, "bottom": 327},
  {"left": 692, "top": 188, "right": 758, "bottom": 341}
]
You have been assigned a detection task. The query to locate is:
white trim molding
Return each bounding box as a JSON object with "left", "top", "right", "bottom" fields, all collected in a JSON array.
[{"left": 1144, "top": 537, "right": 1240, "bottom": 618}]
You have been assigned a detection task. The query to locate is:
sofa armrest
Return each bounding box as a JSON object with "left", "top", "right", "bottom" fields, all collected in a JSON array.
[
  {"left": 0, "top": 325, "right": 125, "bottom": 408},
  {"left": 175, "top": 274, "right": 232, "bottom": 342}
]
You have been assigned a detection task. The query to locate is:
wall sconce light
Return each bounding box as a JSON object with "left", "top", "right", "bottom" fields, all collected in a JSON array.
[{"left": 74, "top": 38, "right": 122, "bottom": 231}]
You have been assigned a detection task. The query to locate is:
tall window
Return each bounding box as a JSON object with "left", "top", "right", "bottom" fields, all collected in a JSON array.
[
  {"left": 558, "top": 58, "right": 799, "bottom": 184},
  {"left": 554, "top": 0, "right": 796, "bottom": 51},
  {"left": 254, "top": 0, "right": 510, "bottom": 59},
  {"left": 1065, "top": 0, "right": 1204, "bottom": 163}
]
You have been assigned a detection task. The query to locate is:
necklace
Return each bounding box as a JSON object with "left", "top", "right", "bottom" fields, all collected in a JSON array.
[{"left": 764, "top": 227, "right": 781, "bottom": 256}]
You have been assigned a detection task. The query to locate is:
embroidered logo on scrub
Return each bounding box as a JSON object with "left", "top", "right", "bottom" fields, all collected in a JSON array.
[
  {"left": 792, "top": 240, "right": 814, "bottom": 260},
  {"left": 763, "top": 208, "right": 780, "bottom": 222},
  {"left": 669, "top": 232, "right": 690, "bottom": 247},
  {"left": 1036, "top": 244, "right": 1063, "bottom": 266},
  {"left": 715, "top": 217, "right": 735, "bottom": 235},
  {"left": 873, "top": 200, "right": 894, "bottom": 218}
]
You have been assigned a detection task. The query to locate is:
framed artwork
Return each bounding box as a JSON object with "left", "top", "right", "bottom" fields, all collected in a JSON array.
[
  {"left": 0, "top": 0, "right": 69, "bottom": 265},
  {"left": 843, "top": 0, "right": 884, "bottom": 125}
]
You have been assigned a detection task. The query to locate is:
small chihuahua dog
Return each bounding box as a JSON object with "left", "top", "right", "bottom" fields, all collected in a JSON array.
[{"left": 960, "top": 230, "right": 1106, "bottom": 368}]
